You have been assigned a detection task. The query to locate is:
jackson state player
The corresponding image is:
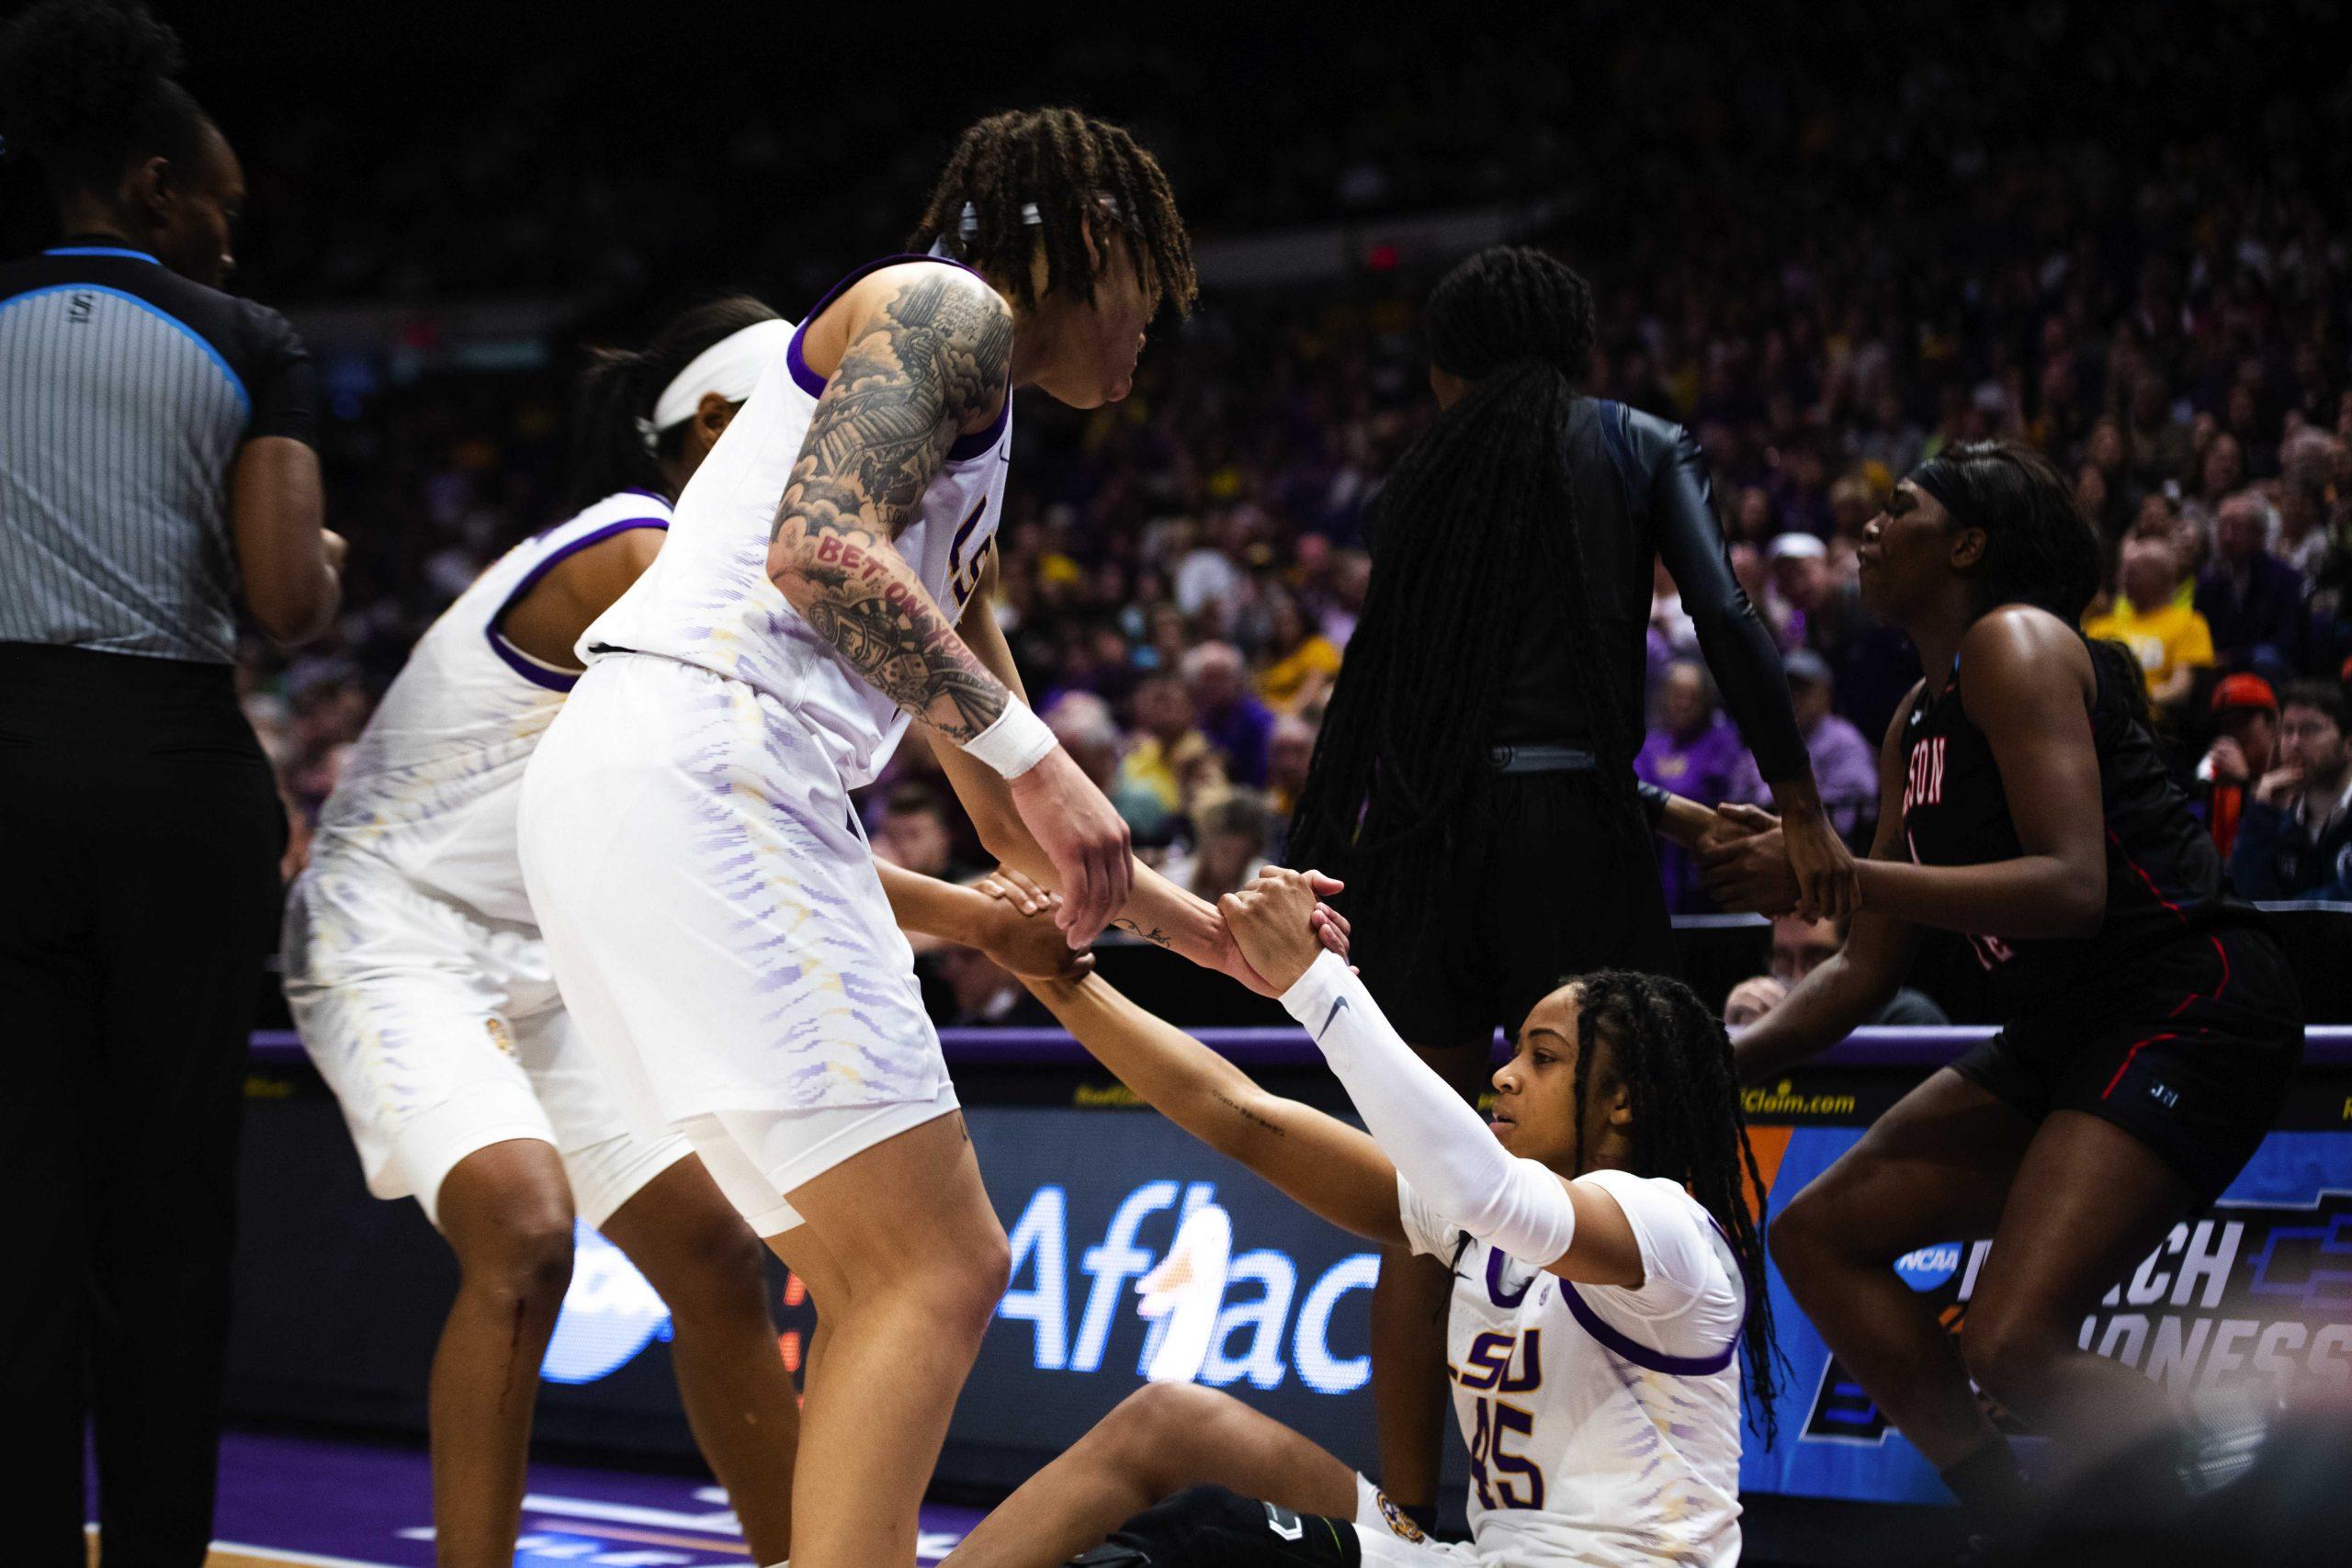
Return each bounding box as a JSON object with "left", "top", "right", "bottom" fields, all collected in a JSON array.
[{"left": 1703, "top": 442, "right": 2302, "bottom": 1526}]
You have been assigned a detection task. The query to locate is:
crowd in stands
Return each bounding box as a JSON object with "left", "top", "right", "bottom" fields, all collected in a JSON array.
[{"left": 212, "top": 7, "right": 2352, "bottom": 989}]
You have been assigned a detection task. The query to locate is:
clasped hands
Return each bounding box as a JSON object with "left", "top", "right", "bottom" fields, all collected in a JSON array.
[
  {"left": 971, "top": 865, "right": 1351, "bottom": 996},
  {"left": 1699, "top": 802, "right": 1841, "bottom": 919}
]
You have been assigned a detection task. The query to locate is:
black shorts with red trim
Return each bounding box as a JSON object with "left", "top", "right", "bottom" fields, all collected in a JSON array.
[{"left": 1952, "top": 923, "right": 2303, "bottom": 1203}]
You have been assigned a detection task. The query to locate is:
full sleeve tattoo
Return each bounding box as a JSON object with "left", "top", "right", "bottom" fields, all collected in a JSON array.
[{"left": 765, "top": 271, "right": 1017, "bottom": 743}]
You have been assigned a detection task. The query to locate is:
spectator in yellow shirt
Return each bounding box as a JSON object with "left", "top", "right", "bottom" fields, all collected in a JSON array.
[
  {"left": 2084, "top": 536, "right": 2214, "bottom": 716},
  {"left": 1116, "top": 674, "right": 1227, "bottom": 818},
  {"left": 1253, "top": 588, "right": 1343, "bottom": 712}
]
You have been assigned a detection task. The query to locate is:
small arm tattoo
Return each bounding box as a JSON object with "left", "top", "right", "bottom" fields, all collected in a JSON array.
[
  {"left": 1114, "top": 918, "right": 1172, "bottom": 948},
  {"left": 1214, "top": 1090, "right": 1285, "bottom": 1136}
]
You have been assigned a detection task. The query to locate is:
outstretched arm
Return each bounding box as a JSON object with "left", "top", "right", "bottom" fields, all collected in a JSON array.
[
  {"left": 1022, "top": 973, "right": 1408, "bottom": 1247},
  {"left": 763, "top": 266, "right": 1132, "bottom": 942},
  {"left": 1223, "top": 871, "right": 1645, "bottom": 1286},
  {"left": 872, "top": 861, "right": 1092, "bottom": 983}
]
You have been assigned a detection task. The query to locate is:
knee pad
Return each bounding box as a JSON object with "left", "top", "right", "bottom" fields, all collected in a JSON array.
[{"left": 1070, "top": 1483, "right": 1362, "bottom": 1566}]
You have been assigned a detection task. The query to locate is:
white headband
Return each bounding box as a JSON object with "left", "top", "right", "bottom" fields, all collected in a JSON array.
[{"left": 639, "top": 318, "right": 794, "bottom": 447}]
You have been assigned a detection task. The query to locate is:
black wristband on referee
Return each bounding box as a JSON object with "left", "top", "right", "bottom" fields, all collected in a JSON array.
[{"left": 1635, "top": 780, "right": 1672, "bottom": 830}]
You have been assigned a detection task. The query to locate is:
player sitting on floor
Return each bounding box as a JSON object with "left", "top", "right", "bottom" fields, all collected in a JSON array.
[{"left": 944, "top": 866, "right": 1779, "bottom": 1568}]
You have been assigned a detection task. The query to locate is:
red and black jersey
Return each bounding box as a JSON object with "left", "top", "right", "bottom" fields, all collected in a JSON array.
[{"left": 1898, "top": 641, "right": 2258, "bottom": 1014}]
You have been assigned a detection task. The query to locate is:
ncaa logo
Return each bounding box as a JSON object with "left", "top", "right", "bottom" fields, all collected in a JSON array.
[{"left": 1893, "top": 1243, "right": 1962, "bottom": 1292}]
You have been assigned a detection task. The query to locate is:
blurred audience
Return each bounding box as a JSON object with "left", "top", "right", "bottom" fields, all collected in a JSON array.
[
  {"left": 924, "top": 940, "right": 1057, "bottom": 1029},
  {"left": 1724, "top": 913, "right": 1951, "bottom": 1031},
  {"left": 2086, "top": 538, "right": 2217, "bottom": 716},
  {"left": 187, "top": 6, "right": 2351, "bottom": 1009},
  {"left": 1158, "top": 788, "right": 1275, "bottom": 902},
  {"left": 2228, "top": 682, "right": 2352, "bottom": 899},
  {"left": 2196, "top": 493, "right": 2307, "bottom": 682},
  {"left": 874, "top": 783, "right": 976, "bottom": 884},
  {"left": 2199, "top": 675, "right": 2280, "bottom": 861},
  {"left": 1727, "top": 651, "right": 1880, "bottom": 847},
  {"left": 1638, "top": 661, "right": 1748, "bottom": 913},
  {"left": 1183, "top": 640, "right": 1276, "bottom": 788}
]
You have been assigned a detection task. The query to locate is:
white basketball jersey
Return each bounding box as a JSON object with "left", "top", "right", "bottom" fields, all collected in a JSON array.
[
  {"left": 582, "top": 254, "right": 1012, "bottom": 789},
  {"left": 308, "top": 490, "right": 673, "bottom": 924},
  {"left": 1398, "top": 1168, "right": 1748, "bottom": 1567}
]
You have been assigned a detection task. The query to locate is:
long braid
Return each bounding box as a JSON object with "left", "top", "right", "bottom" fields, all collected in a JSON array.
[
  {"left": 1289, "top": 246, "right": 1645, "bottom": 963},
  {"left": 1570, "top": 971, "right": 1784, "bottom": 1444},
  {"left": 910, "top": 107, "right": 1197, "bottom": 318}
]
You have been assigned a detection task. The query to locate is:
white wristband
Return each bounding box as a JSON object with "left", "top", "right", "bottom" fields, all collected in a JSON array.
[{"left": 961, "top": 698, "right": 1057, "bottom": 779}]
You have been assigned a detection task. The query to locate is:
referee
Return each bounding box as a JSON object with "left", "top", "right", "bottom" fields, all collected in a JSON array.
[{"left": 0, "top": 6, "right": 342, "bottom": 1565}]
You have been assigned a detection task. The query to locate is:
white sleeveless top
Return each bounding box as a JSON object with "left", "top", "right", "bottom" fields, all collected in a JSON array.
[
  {"left": 308, "top": 490, "right": 671, "bottom": 924},
  {"left": 580, "top": 254, "right": 1012, "bottom": 788}
]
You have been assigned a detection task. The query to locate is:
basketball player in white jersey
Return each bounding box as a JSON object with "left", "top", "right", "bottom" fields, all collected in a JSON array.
[
  {"left": 517, "top": 109, "right": 1342, "bottom": 1568},
  {"left": 286, "top": 297, "right": 1087, "bottom": 1568},
  {"left": 944, "top": 868, "right": 1782, "bottom": 1568}
]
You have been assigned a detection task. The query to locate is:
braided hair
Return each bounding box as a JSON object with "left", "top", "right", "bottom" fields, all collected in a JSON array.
[
  {"left": 1289, "top": 246, "right": 1644, "bottom": 961},
  {"left": 0, "top": 0, "right": 209, "bottom": 203},
  {"left": 909, "top": 107, "right": 1197, "bottom": 318},
  {"left": 1570, "top": 970, "right": 1783, "bottom": 1442},
  {"left": 561, "top": 294, "right": 780, "bottom": 513}
]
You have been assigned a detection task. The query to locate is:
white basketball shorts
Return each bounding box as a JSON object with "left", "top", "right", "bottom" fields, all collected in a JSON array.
[
  {"left": 517, "top": 654, "right": 956, "bottom": 1226},
  {"left": 1351, "top": 1475, "right": 1478, "bottom": 1565},
  {"left": 282, "top": 857, "right": 691, "bottom": 1228}
]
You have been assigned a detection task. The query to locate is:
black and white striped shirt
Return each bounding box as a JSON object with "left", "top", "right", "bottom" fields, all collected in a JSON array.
[{"left": 0, "top": 242, "right": 318, "bottom": 663}]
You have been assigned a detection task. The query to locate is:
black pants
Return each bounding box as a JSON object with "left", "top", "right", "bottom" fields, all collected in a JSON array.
[
  {"left": 1351, "top": 768, "right": 1679, "bottom": 1046},
  {"left": 0, "top": 645, "right": 285, "bottom": 1568}
]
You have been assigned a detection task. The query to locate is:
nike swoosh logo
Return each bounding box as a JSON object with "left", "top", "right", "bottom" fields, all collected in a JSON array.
[{"left": 1319, "top": 996, "right": 1350, "bottom": 1037}]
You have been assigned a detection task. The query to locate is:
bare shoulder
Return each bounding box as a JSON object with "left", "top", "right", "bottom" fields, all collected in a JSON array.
[
  {"left": 1959, "top": 605, "right": 2094, "bottom": 718},
  {"left": 498, "top": 525, "right": 666, "bottom": 665}
]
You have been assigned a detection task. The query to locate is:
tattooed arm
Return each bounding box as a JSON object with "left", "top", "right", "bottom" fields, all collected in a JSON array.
[
  {"left": 765, "top": 267, "right": 1017, "bottom": 740},
  {"left": 765, "top": 265, "right": 1132, "bottom": 942},
  {"left": 1021, "top": 972, "right": 1409, "bottom": 1246}
]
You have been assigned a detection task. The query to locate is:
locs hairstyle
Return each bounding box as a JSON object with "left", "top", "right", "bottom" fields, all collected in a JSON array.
[
  {"left": 909, "top": 107, "right": 1197, "bottom": 317},
  {"left": 1289, "top": 245, "right": 1637, "bottom": 959}
]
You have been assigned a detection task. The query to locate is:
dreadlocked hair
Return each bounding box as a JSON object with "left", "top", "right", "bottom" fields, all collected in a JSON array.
[
  {"left": 1289, "top": 246, "right": 1644, "bottom": 958},
  {"left": 1569, "top": 970, "right": 1784, "bottom": 1443},
  {"left": 0, "top": 0, "right": 209, "bottom": 202},
  {"left": 1908, "top": 439, "right": 2148, "bottom": 724},
  {"left": 560, "top": 294, "right": 780, "bottom": 513},
  {"left": 909, "top": 107, "right": 1197, "bottom": 318}
]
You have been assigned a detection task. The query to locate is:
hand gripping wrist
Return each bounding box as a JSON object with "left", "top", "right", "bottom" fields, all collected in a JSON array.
[{"left": 962, "top": 698, "right": 1057, "bottom": 780}]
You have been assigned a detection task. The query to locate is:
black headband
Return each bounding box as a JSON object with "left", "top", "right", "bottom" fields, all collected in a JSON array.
[{"left": 1906, "top": 462, "right": 1973, "bottom": 529}]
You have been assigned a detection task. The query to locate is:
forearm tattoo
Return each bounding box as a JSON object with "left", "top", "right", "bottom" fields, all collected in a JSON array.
[
  {"left": 1114, "top": 918, "right": 1173, "bottom": 949},
  {"left": 769, "top": 272, "right": 1016, "bottom": 741},
  {"left": 1214, "top": 1089, "right": 1286, "bottom": 1136}
]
